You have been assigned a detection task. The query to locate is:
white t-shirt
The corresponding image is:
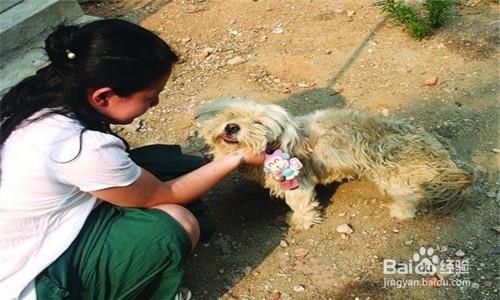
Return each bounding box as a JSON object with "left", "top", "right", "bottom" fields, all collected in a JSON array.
[{"left": 0, "top": 111, "right": 141, "bottom": 299}]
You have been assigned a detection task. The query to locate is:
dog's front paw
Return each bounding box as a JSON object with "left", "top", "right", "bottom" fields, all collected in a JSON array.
[{"left": 286, "top": 210, "right": 323, "bottom": 230}]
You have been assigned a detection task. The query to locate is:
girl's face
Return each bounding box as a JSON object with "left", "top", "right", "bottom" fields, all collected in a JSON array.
[{"left": 89, "top": 72, "right": 170, "bottom": 124}]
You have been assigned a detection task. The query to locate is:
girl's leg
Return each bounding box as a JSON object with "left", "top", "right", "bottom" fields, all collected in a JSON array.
[
  {"left": 154, "top": 204, "right": 200, "bottom": 251},
  {"left": 36, "top": 203, "right": 193, "bottom": 300},
  {"left": 129, "top": 144, "right": 206, "bottom": 182},
  {"left": 36, "top": 144, "right": 213, "bottom": 299},
  {"left": 129, "top": 144, "right": 216, "bottom": 243}
]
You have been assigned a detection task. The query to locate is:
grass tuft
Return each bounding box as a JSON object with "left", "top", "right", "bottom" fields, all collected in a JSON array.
[{"left": 376, "top": 0, "right": 455, "bottom": 40}]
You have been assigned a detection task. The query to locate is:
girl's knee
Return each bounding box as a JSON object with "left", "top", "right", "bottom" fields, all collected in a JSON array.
[{"left": 153, "top": 204, "right": 200, "bottom": 250}]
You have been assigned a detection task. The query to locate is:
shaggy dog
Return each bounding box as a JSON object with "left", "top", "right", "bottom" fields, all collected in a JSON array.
[{"left": 195, "top": 99, "right": 473, "bottom": 230}]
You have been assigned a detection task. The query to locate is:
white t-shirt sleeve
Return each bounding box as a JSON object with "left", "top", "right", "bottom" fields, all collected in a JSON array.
[{"left": 54, "top": 130, "right": 141, "bottom": 191}]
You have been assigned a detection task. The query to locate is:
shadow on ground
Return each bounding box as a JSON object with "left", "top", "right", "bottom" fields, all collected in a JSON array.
[{"left": 181, "top": 3, "right": 499, "bottom": 298}]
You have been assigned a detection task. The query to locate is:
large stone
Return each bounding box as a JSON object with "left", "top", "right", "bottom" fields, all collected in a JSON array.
[
  {"left": 0, "top": 1, "right": 99, "bottom": 96},
  {"left": 0, "top": 0, "right": 23, "bottom": 14},
  {"left": 0, "top": 0, "right": 83, "bottom": 62}
]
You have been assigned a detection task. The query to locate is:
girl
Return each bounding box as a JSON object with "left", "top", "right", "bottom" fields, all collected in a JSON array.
[{"left": 0, "top": 19, "right": 265, "bottom": 300}]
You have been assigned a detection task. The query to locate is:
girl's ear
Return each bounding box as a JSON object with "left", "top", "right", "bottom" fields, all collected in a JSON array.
[{"left": 88, "top": 87, "right": 115, "bottom": 108}]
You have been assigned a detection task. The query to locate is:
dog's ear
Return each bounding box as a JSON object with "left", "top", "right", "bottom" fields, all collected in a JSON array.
[
  {"left": 194, "top": 99, "right": 239, "bottom": 124},
  {"left": 265, "top": 105, "right": 311, "bottom": 158}
]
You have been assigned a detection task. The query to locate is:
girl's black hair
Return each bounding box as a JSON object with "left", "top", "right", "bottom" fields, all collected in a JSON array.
[{"left": 0, "top": 19, "right": 178, "bottom": 167}]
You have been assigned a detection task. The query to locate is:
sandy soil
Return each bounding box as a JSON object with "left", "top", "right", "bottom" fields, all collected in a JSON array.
[{"left": 82, "top": 1, "right": 499, "bottom": 299}]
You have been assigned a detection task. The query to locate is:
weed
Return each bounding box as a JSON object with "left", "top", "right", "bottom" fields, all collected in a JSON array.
[{"left": 376, "top": 0, "right": 455, "bottom": 40}]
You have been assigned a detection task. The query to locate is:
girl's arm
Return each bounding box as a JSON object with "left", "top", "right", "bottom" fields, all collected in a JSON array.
[{"left": 89, "top": 152, "right": 265, "bottom": 208}]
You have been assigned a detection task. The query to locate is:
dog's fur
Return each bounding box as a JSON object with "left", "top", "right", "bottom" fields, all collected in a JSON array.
[{"left": 195, "top": 99, "right": 473, "bottom": 229}]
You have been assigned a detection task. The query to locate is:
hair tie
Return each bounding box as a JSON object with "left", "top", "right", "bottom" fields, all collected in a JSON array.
[{"left": 66, "top": 50, "right": 76, "bottom": 60}]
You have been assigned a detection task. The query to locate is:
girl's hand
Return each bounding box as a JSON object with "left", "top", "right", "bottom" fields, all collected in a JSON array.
[{"left": 238, "top": 151, "right": 266, "bottom": 166}]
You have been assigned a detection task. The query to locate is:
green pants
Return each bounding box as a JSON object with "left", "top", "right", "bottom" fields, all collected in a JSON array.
[{"left": 35, "top": 145, "right": 215, "bottom": 300}]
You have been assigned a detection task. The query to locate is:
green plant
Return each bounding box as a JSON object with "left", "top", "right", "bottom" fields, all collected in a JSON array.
[
  {"left": 376, "top": 0, "right": 455, "bottom": 40},
  {"left": 424, "top": 0, "right": 455, "bottom": 28}
]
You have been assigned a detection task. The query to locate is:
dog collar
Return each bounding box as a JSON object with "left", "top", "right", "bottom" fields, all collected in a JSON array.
[{"left": 263, "top": 149, "right": 303, "bottom": 190}]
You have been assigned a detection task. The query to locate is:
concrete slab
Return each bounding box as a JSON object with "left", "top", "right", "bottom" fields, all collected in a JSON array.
[
  {"left": 73, "top": 14, "right": 101, "bottom": 25},
  {"left": 0, "top": 14, "right": 101, "bottom": 96},
  {"left": 0, "top": 0, "right": 23, "bottom": 14},
  {"left": 0, "top": 40, "right": 47, "bottom": 96},
  {"left": 0, "top": 0, "right": 83, "bottom": 58}
]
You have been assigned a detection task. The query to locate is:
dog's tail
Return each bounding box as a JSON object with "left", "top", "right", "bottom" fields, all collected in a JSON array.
[{"left": 424, "top": 163, "right": 474, "bottom": 214}]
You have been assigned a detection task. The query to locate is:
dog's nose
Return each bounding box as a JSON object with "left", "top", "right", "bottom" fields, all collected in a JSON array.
[{"left": 224, "top": 123, "right": 240, "bottom": 134}]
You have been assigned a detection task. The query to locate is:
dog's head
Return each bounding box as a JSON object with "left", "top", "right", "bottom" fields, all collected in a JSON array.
[{"left": 195, "top": 99, "right": 309, "bottom": 157}]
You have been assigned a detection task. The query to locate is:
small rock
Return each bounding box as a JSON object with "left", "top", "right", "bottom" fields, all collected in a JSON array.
[
  {"left": 424, "top": 76, "right": 438, "bottom": 86},
  {"left": 492, "top": 226, "right": 500, "bottom": 234},
  {"left": 486, "top": 191, "right": 497, "bottom": 198},
  {"left": 346, "top": 10, "right": 356, "bottom": 17},
  {"left": 404, "top": 240, "right": 414, "bottom": 246},
  {"left": 294, "top": 248, "right": 309, "bottom": 259},
  {"left": 181, "top": 37, "right": 191, "bottom": 44},
  {"left": 218, "top": 268, "right": 224, "bottom": 274},
  {"left": 298, "top": 82, "right": 311, "bottom": 88},
  {"left": 272, "top": 25, "right": 284, "bottom": 34},
  {"left": 471, "top": 282, "right": 480, "bottom": 289},
  {"left": 293, "top": 284, "right": 305, "bottom": 292},
  {"left": 280, "top": 293, "right": 292, "bottom": 300},
  {"left": 227, "top": 56, "right": 246, "bottom": 65},
  {"left": 382, "top": 108, "right": 389, "bottom": 117},
  {"left": 492, "top": 148, "right": 500, "bottom": 153},
  {"left": 392, "top": 228, "right": 400, "bottom": 233},
  {"left": 243, "top": 266, "right": 253, "bottom": 275},
  {"left": 279, "top": 240, "right": 289, "bottom": 247},
  {"left": 200, "top": 47, "right": 214, "bottom": 58},
  {"left": 333, "top": 8, "right": 344, "bottom": 14},
  {"left": 340, "top": 233, "right": 350, "bottom": 240},
  {"left": 336, "top": 223, "right": 354, "bottom": 235},
  {"left": 271, "top": 290, "right": 281, "bottom": 300},
  {"left": 455, "top": 250, "right": 465, "bottom": 257}
]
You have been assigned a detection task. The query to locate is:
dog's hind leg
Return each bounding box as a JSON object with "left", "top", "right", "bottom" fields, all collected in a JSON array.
[
  {"left": 379, "top": 166, "right": 472, "bottom": 219},
  {"left": 284, "top": 183, "right": 322, "bottom": 230},
  {"left": 376, "top": 179, "right": 425, "bottom": 219},
  {"left": 388, "top": 194, "right": 422, "bottom": 219}
]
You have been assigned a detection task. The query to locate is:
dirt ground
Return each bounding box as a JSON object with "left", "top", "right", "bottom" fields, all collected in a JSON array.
[{"left": 81, "top": 1, "right": 499, "bottom": 299}]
